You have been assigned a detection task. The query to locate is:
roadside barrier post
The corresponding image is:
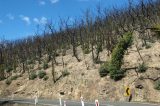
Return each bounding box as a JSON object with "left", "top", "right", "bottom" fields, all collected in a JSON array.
[
  {"left": 64, "top": 101, "right": 66, "bottom": 106},
  {"left": 81, "top": 96, "right": 84, "bottom": 106},
  {"left": 35, "top": 95, "right": 38, "bottom": 106},
  {"left": 59, "top": 98, "right": 62, "bottom": 106},
  {"left": 95, "top": 100, "right": 99, "bottom": 106}
]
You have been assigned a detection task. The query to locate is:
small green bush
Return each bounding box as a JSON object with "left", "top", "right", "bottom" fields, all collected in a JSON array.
[
  {"left": 99, "top": 63, "right": 109, "bottom": 77},
  {"left": 145, "top": 44, "right": 151, "bottom": 49},
  {"left": 155, "top": 80, "right": 160, "bottom": 90},
  {"left": 82, "top": 46, "right": 90, "bottom": 54},
  {"left": 96, "top": 43, "right": 103, "bottom": 53},
  {"left": 5, "top": 79, "right": 12, "bottom": 85},
  {"left": 62, "top": 69, "right": 70, "bottom": 77},
  {"left": 27, "top": 59, "right": 34, "bottom": 65},
  {"left": 11, "top": 75, "right": 19, "bottom": 80},
  {"left": 38, "top": 70, "right": 46, "bottom": 79},
  {"left": 109, "top": 68, "right": 125, "bottom": 81},
  {"left": 138, "top": 63, "right": 148, "bottom": 73},
  {"left": 29, "top": 72, "right": 37, "bottom": 80},
  {"left": 152, "top": 24, "right": 160, "bottom": 38},
  {"left": 84, "top": 49, "right": 90, "bottom": 54},
  {"left": 43, "top": 76, "right": 49, "bottom": 81},
  {"left": 6, "top": 66, "right": 13, "bottom": 73},
  {"left": 43, "top": 63, "right": 48, "bottom": 70},
  {"left": 0, "top": 77, "right": 5, "bottom": 81}
]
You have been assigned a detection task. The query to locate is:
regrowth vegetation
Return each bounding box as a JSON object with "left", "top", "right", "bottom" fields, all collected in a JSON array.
[
  {"left": 109, "top": 32, "right": 133, "bottom": 80},
  {"left": 0, "top": 0, "right": 160, "bottom": 83},
  {"left": 99, "top": 32, "right": 133, "bottom": 81}
]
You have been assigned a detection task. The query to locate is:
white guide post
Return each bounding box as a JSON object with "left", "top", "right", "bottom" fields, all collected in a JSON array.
[
  {"left": 95, "top": 99, "right": 99, "bottom": 106},
  {"left": 64, "top": 101, "right": 66, "bottom": 106},
  {"left": 81, "top": 96, "right": 85, "bottom": 106},
  {"left": 59, "top": 98, "right": 62, "bottom": 106},
  {"left": 35, "top": 95, "right": 38, "bottom": 106}
]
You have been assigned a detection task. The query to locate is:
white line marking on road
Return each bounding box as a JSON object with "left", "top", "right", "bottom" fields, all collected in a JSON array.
[
  {"left": 12, "top": 101, "right": 59, "bottom": 106},
  {"left": 39, "top": 102, "right": 59, "bottom": 106},
  {"left": 68, "top": 100, "right": 114, "bottom": 106},
  {"left": 121, "top": 101, "right": 159, "bottom": 106}
]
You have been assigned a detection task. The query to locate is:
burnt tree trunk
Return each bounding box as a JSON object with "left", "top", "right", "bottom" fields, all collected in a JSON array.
[
  {"left": 71, "top": 31, "right": 81, "bottom": 62},
  {"left": 51, "top": 58, "right": 56, "bottom": 83}
]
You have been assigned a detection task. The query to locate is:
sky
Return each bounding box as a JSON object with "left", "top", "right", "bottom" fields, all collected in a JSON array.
[{"left": 0, "top": 0, "right": 139, "bottom": 41}]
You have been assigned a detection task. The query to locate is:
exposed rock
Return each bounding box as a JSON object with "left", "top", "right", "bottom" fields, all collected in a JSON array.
[
  {"left": 135, "top": 80, "right": 144, "bottom": 89},
  {"left": 135, "top": 84, "right": 143, "bottom": 89},
  {"left": 60, "top": 91, "right": 65, "bottom": 95}
]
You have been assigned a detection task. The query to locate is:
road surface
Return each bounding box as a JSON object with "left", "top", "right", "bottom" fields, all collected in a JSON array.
[{"left": 0, "top": 98, "right": 159, "bottom": 106}]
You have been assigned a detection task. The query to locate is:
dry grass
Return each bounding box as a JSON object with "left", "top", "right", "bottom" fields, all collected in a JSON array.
[{"left": 0, "top": 35, "right": 160, "bottom": 103}]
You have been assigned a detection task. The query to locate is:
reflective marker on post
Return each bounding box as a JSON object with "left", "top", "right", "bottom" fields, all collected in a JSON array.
[
  {"left": 64, "top": 101, "right": 66, "bottom": 106},
  {"left": 59, "top": 98, "right": 62, "bottom": 106},
  {"left": 95, "top": 100, "right": 99, "bottom": 106},
  {"left": 80, "top": 96, "right": 84, "bottom": 106}
]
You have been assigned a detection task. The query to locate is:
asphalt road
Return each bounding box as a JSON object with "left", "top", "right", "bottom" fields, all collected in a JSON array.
[{"left": 0, "top": 98, "right": 159, "bottom": 106}]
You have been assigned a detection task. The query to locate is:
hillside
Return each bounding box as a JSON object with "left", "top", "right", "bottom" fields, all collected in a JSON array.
[
  {"left": 0, "top": 31, "right": 160, "bottom": 103},
  {"left": 0, "top": 0, "right": 160, "bottom": 103}
]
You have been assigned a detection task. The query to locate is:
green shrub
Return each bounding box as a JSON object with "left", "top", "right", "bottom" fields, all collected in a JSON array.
[
  {"left": 29, "top": 72, "right": 37, "bottom": 80},
  {"left": 0, "top": 77, "right": 5, "bottom": 81},
  {"left": 43, "top": 76, "right": 49, "bottom": 81},
  {"left": 11, "top": 75, "right": 19, "bottom": 80},
  {"left": 5, "top": 79, "right": 12, "bottom": 85},
  {"left": 27, "top": 59, "right": 34, "bottom": 65},
  {"left": 6, "top": 66, "right": 13, "bottom": 73},
  {"left": 38, "top": 70, "right": 46, "bottom": 79},
  {"left": 82, "top": 46, "right": 90, "bottom": 54},
  {"left": 145, "top": 44, "right": 151, "bottom": 49},
  {"left": 83, "top": 48, "right": 90, "bottom": 54},
  {"left": 96, "top": 43, "right": 103, "bottom": 53},
  {"left": 155, "top": 80, "right": 160, "bottom": 90},
  {"left": 99, "top": 63, "right": 109, "bottom": 77},
  {"left": 138, "top": 63, "right": 148, "bottom": 73},
  {"left": 152, "top": 24, "right": 160, "bottom": 38},
  {"left": 108, "top": 32, "right": 133, "bottom": 81},
  {"left": 43, "top": 63, "right": 48, "bottom": 70},
  {"left": 62, "top": 69, "right": 70, "bottom": 77},
  {"left": 109, "top": 68, "right": 125, "bottom": 81}
]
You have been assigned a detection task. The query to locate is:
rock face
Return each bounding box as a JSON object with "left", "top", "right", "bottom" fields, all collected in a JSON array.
[
  {"left": 135, "top": 84, "right": 143, "bottom": 89},
  {"left": 135, "top": 80, "right": 144, "bottom": 89},
  {"left": 0, "top": 40, "right": 160, "bottom": 103}
]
